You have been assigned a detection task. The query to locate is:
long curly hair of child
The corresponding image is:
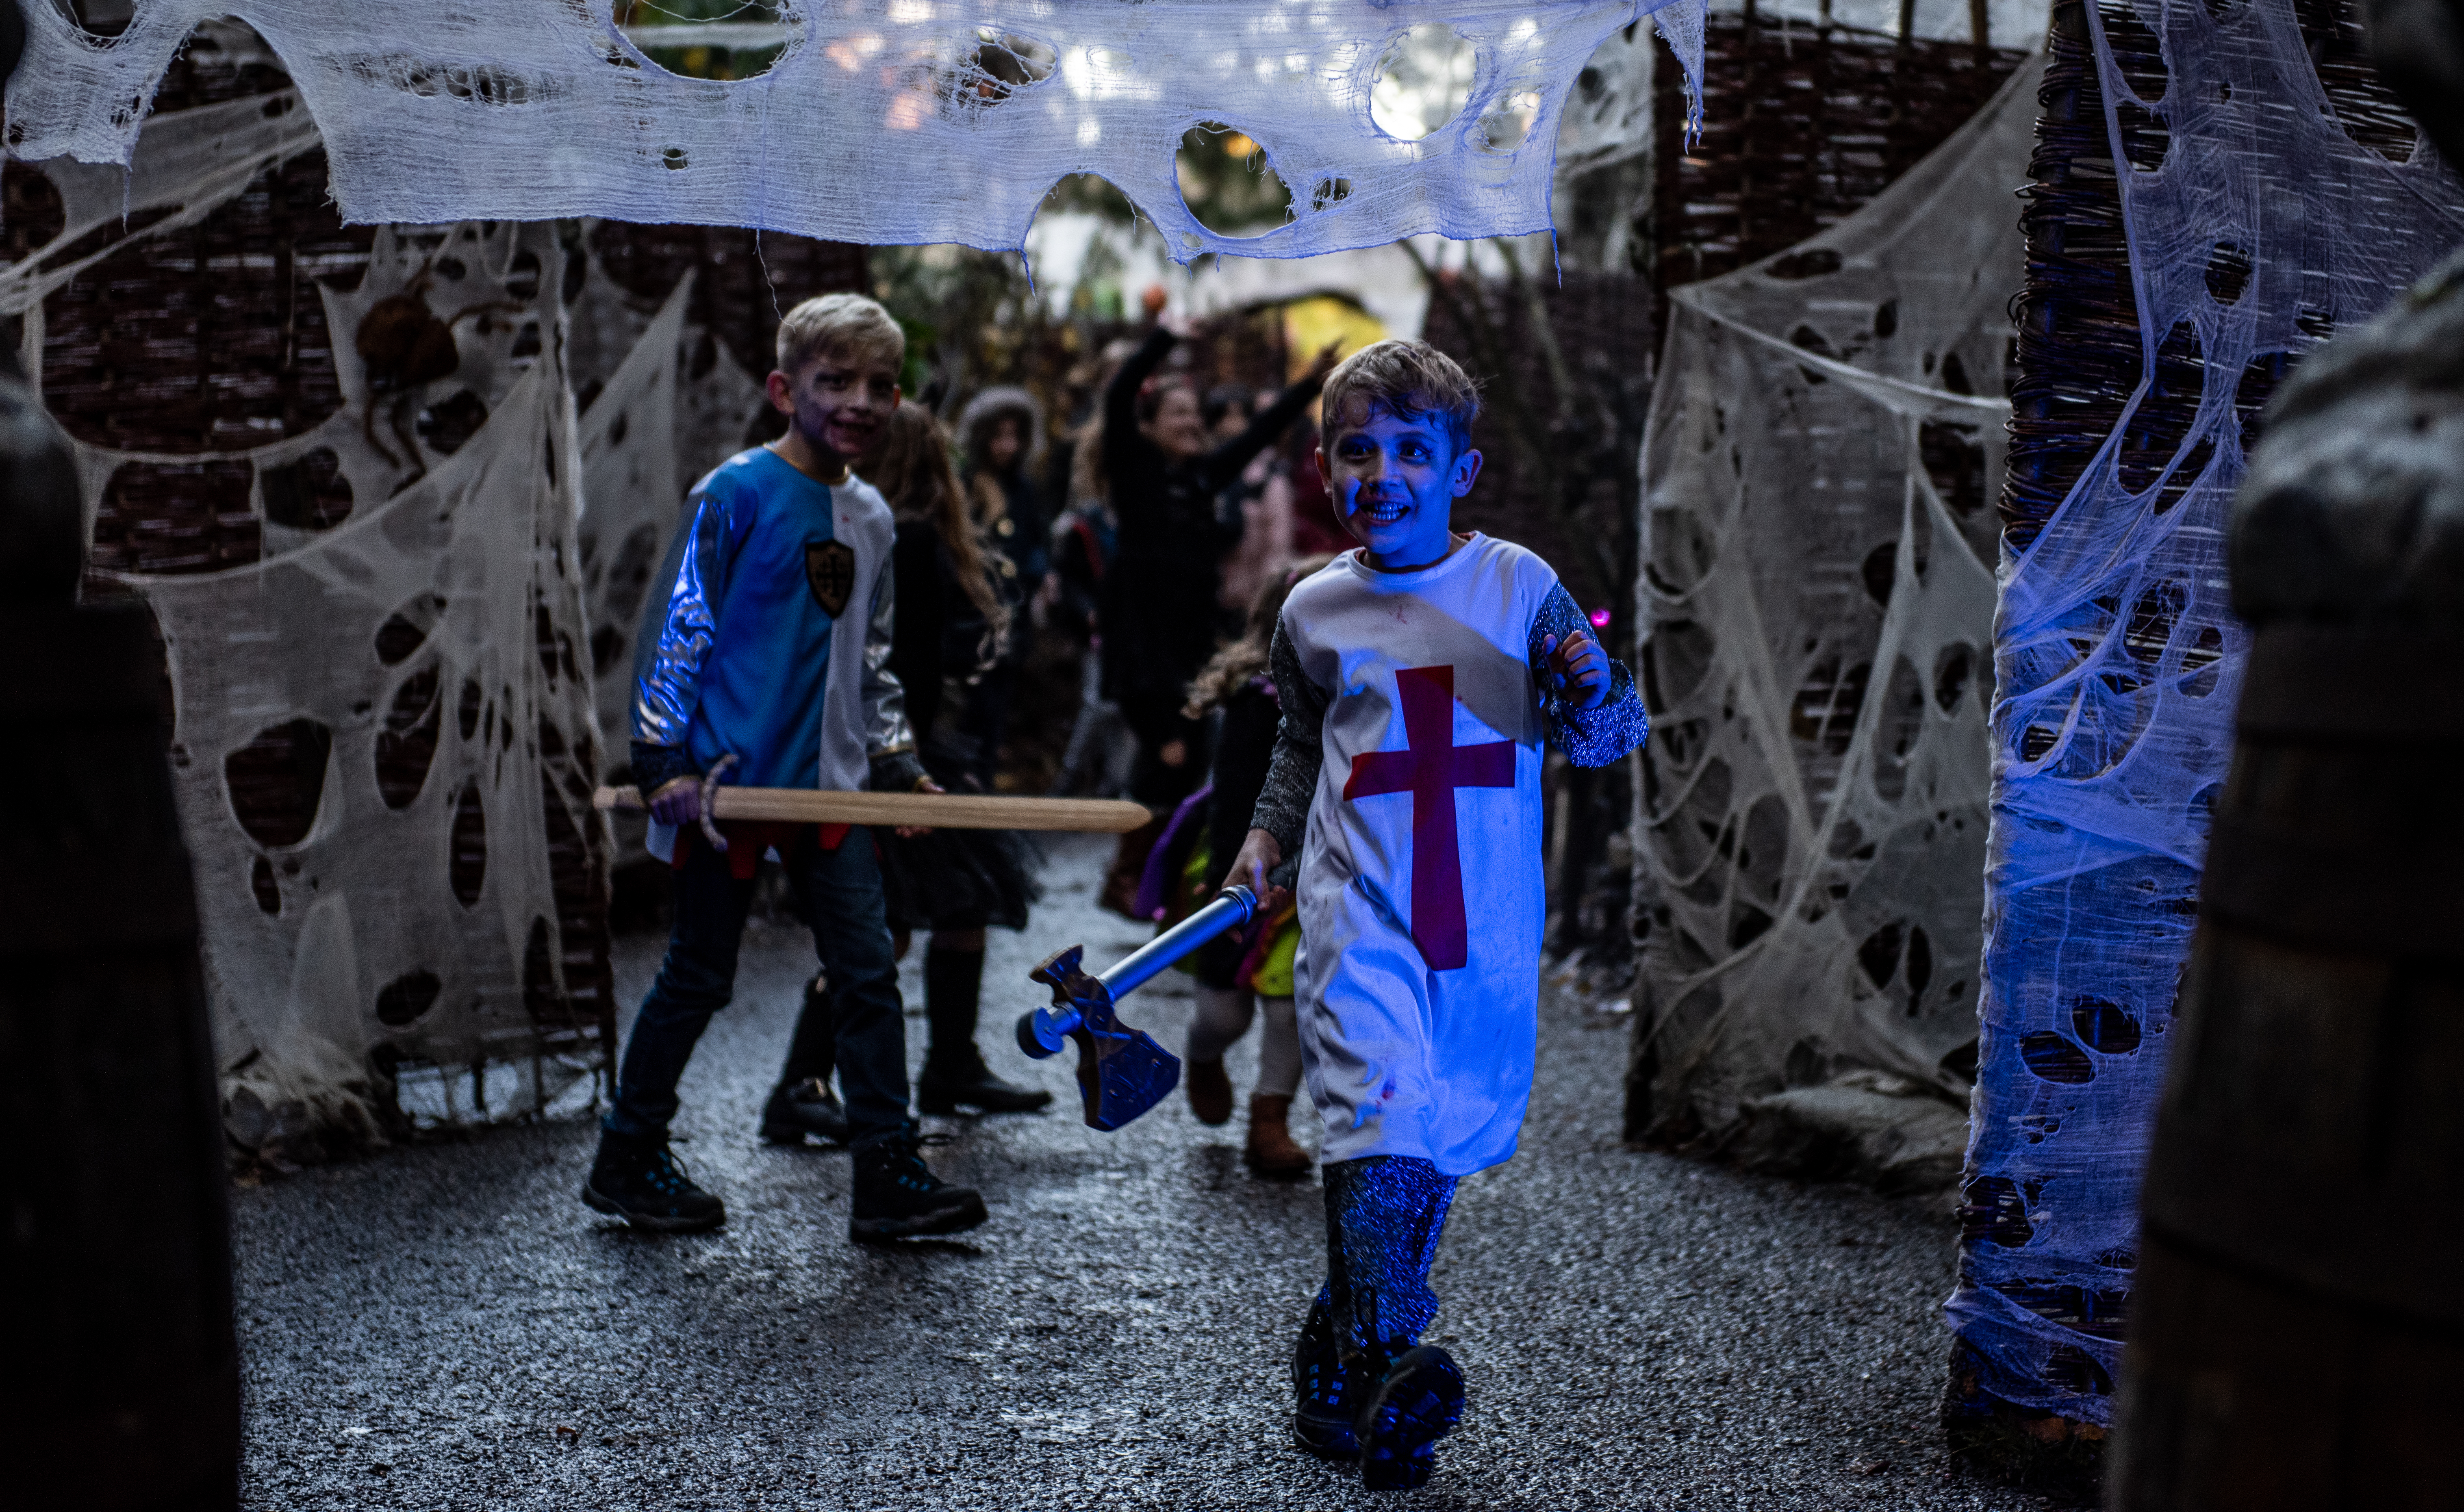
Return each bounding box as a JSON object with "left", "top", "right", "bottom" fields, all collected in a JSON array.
[
  {"left": 1183, "top": 553, "right": 1335, "bottom": 718},
  {"left": 866, "top": 403, "right": 1007, "bottom": 630}
]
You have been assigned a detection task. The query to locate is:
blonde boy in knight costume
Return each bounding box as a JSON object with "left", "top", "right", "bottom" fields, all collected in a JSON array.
[{"left": 1222, "top": 340, "right": 1646, "bottom": 1492}]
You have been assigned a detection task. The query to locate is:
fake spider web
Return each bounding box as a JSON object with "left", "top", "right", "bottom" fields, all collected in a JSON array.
[
  {"left": 1949, "top": 0, "right": 2464, "bottom": 1423},
  {"left": 7, "top": 0, "right": 1706, "bottom": 264},
  {"left": 1629, "top": 58, "right": 2038, "bottom": 1150}
]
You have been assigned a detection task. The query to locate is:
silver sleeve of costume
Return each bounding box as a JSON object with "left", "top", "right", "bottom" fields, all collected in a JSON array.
[
  {"left": 629, "top": 489, "right": 733, "bottom": 747},
  {"left": 859, "top": 549, "right": 916, "bottom": 758}
]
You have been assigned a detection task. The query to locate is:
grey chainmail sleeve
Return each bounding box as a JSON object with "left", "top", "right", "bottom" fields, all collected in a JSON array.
[
  {"left": 1528, "top": 583, "right": 1649, "bottom": 767},
  {"left": 1249, "top": 618, "right": 1327, "bottom": 854}
]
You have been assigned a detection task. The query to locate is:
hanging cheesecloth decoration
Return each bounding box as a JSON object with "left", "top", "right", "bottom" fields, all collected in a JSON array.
[
  {"left": 1949, "top": 0, "right": 2464, "bottom": 1423},
  {"left": 7, "top": 0, "right": 1706, "bottom": 262},
  {"left": 1631, "top": 59, "right": 2038, "bottom": 1151},
  {"left": 2, "top": 82, "right": 623, "bottom": 1150}
]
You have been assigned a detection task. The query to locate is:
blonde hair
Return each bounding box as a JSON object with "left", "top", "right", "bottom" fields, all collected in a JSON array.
[
  {"left": 1319, "top": 337, "right": 1480, "bottom": 448},
  {"left": 1183, "top": 554, "right": 1335, "bottom": 718},
  {"left": 865, "top": 403, "right": 1006, "bottom": 631},
  {"left": 775, "top": 292, "right": 905, "bottom": 377}
]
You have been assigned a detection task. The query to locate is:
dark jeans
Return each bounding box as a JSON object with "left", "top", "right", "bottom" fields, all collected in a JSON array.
[
  {"left": 1317, "top": 1155, "right": 1461, "bottom": 1356},
  {"left": 605, "top": 829, "right": 910, "bottom": 1143}
]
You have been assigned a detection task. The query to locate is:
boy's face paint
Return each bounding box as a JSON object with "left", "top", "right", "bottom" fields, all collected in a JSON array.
[
  {"left": 769, "top": 348, "right": 900, "bottom": 468},
  {"left": 1318, "top": 401, "right": 1482, "bottom": 572}
]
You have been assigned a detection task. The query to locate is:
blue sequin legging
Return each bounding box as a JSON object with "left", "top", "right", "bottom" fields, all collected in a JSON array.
[{"left": 1319, "top": 1155, "right": 1460, "bottom": 1357}]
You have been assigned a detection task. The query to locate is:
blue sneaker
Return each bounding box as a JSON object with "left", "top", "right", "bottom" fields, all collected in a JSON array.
[{"left": 1356, "top": 1345, "right": 1466, "bottom": 1492}]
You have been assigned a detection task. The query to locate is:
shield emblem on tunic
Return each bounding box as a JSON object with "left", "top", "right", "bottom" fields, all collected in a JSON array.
[{"left": 804, "top": 540, "right": 856, "bottom": 618}]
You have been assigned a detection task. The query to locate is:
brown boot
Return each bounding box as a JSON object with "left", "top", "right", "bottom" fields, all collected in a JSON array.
[
  {"left": 1185, "top": 1056, "right": 1233, "bottom": 1125},
  {"left": 1245, "top": 1092, "right": 1310, "bottom": 1175},
  {"left": 1099, "top": 813, "right": 1166, "bottom": 919}
]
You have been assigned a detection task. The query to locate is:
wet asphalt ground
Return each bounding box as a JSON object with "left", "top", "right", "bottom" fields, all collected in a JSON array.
[{"left": 234, "top": 834, "right": 2053, "bottom": 1511}]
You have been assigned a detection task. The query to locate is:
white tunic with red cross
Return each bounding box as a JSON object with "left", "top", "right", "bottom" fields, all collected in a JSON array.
[{"left": 1282, "top": 534, "right": 1558, "bottom": 1177}]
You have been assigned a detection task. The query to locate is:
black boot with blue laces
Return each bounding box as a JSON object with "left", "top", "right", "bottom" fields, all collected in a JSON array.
[
  {"left": 582, "top": 1128, "right": 726, "bottom": 1232},
  {"left": 849, "top": 1127, "right": 988, "bottom": 1241}
]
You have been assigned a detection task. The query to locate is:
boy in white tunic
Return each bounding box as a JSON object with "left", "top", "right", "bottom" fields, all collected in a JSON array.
[{"left": 1224, "top": 341, "right": 1646, "bottom": 1491}]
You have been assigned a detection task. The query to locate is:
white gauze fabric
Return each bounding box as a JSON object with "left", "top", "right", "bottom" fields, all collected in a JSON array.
[
  {"left": 5, "top": 95, "right": 613, "bottom": 1138},
  {"left": 6, "top": 0, "right": 1705, "bottom": 263},
  {"left": 1630, "top": 56, "right": 2041, "bottom": 1140}
]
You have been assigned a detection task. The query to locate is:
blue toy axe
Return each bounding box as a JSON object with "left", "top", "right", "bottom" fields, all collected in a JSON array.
[{"left": 1014, "top": 883, "right": 1269, "bottom": 1131}]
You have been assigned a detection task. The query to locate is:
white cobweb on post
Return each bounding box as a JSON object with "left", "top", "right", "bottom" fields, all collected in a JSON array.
[
  {"left": 1628, "top": 56, "right": 2043, "bottom": 1177},
  {"left": 6, "top": 0, "right": 1707, "bottom": 262}
]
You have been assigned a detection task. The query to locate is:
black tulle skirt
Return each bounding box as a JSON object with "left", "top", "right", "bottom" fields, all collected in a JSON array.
[{"left": 877, "top": 821, "right": 1042, "bottom": 933}]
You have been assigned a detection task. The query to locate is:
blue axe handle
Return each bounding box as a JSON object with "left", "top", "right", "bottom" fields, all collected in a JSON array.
[{"left": 1014, "top": 870, "right": 1291, "bottom": 1131}]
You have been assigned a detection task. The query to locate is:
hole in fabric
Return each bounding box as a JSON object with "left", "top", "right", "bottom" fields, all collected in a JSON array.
[
  {"left": 2045, "top": 1346, "right": 2115, "bottom": 1396},
  {"left": 1311, "top": 178, "right": 1352, "bottom": 213},
  {"left": 2019, "top": 1030, "right": 2095, "bottom": 1083},
  {"left": 449, "top": 782, "right": 488, "bottom": 907},
  {"left": 2072, "top": 997, "right": 2142, "bottom": 1054},
  {"left": 1920, "top": 422, "right": 1989, "bottom": 516},
  {"left": 1939, "top": 1037, "right": 1978, "bottom": 1082},
  {"left": 537, "top": 717, "right": 567, "bottom": 760},
  {"left": 562, "top": 245, "right": 590, "bottom": 306},
  {"left": 375, "top": 664, "right": 443, "bottom": 810},
  {"left": 1857, "top": 922, "right": 1904, "bottom": 989},
  {"left": 2, "top": 162, "right": 68, "bottom": 259},
  {"left": 1789, "top": 658, "right": 1869, "bottom": 757},
  {"left": 1934, "top": 644, "right": 1976, "bottom": 712},
  {"left": 1962, "top": 1176, "right": 2034, "bottom": 1247},
  {"left": 1175, "top": 122, "right": 1292, "bottom": 238},
  {"left": 662, "top": 147, "right": 690, "bottom": 171},
  {"left": 250, "top": 855, "right": 281, "bottom": 915},
  {"left": 1642, "top": 620, "right": 1717, "bottom": 709},
  {"left": 1369, "top": 23, "right": 1476, "bottom": 142},
  {"left": 1736, "top": 795, "right": 1791, "bottom": 900},
  {"left": 511, "top": 322, "right": 543, "bottom": 360},
  {"left": 1784, "top": 1038, "right": 1827, "bottom": 1087},
  {"left": 417, "top": 389, "right": 490, "bottom": 455},
  {"left": 1763, "top": 247, "right": 1841, "bottom": 280},
  {"left": 259, "top": 447, "right": 354, "bottom": 531},
  {"left": 1860, "top": 543, "right": 1896, "bottom": 607},
  {"left": 434, "top": 256, "right": 467, "bottom": 282},
  {"left": 608, "top": 411, "right": 630, "bottom": 448},
  {"left": 2203, "top": 241, "right": 2251, "bottom": 306},
  {"left": 940, "top": 30, "right": 1057, "bottom": 122},
  {"left": 457, "top": 679, "right": 483, "bottom": 740},
  {"left": 225, "top": 718, "right": 333, "bottom": 848},
  {"left": 534, "top": 597, "right": 563, "bottom": 684},
  {"left": 2018, "top": 725, "right": 2060, "bottom": 762},
  {"left": 2235, "top": 351, "right": 2291, "bottom": 452},
  {"left": 97, "top": 460, "right": 260, "bottom": 574},
  {"left": 1937, "top": 351, "right": 1975, "bottom": 397},
  {"left": 376, "top": 969, "right": 443, "bottom": 1027},
  {"left": 524, "top": 916, "right": 564, "bottom": 1022},
  {"left": 1476, "top": 88, "right": 1545, "bottom": 153},
  {"left": 2180, "top": 626, "right": 2225, "bottom": 696},
  {"left": 1873, "top": 299, "right": 1899, "bottom": 338},
  {"left": 2151, "top": 436, "right": 2214, "bottom": 515},
  {"left": 2123, "top": 580, "right": 2186, "bottom": 662},
  {"left": 590, "top": 626, "right": 627, "bottom": 676},
  {"left": 2295, "top": 307, "right": 2334, "bottom": 341},
  {"left": 2117, "top": 322, "right": 2205, "bottom": 492},
  {"left": 1906, "top": 927, "right": 1934, "bottom": 995},
  {"left": 505, "top": 249, "right": 543, "bottom": 300},
  {"left": 616, "top": 0, "right": 791, "bottom": 81},
  {"left": 1727, "top": 902, "right": 1774, "bottom": 950},
  {"left": 1827, "top": 818, "right": 1867, "bottom": 860},
  {"left": 1789, "top": 324, "right": 1837, "bottom": 358},
  {"left": 56, "top": 0, "right": 135, "bottom": 38},
  {"left": 1871, "top": 658, "right": 1925, "bottom": 801}
]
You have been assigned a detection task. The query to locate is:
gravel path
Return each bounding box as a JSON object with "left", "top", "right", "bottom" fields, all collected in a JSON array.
[{"left": 234, "top": 835, "right": 2052, "bottom": 1510}]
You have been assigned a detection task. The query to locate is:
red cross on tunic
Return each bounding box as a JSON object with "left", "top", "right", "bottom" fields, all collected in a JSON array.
[{"left": 1342, "top": 664, "right": 1516, "bottom": 971}]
